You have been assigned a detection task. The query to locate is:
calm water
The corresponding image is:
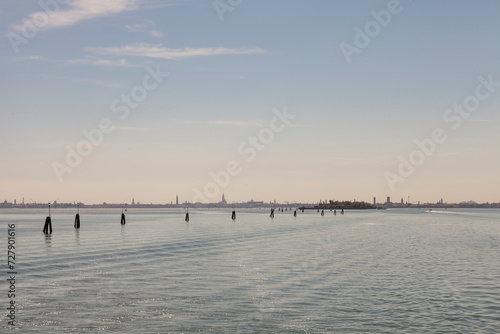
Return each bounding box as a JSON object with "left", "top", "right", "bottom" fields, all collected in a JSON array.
[{"left": 1, "top": 208, "right": 499, "bottom": 333}]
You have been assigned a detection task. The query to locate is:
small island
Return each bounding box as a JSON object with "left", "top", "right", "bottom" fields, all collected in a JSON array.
[{"left": 300, "top": 200, "right": 376, "bottom": 211}]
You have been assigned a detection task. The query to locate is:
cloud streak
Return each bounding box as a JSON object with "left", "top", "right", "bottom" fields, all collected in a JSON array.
[
  {"left": 65, "top": 57, "right": 150, "bottom": 67},
  {"left": 66, "top": 58, "right": 129, "bottom": 66},
  {"left": 87, "top": 44, "right": 267, "bottom": 59},
  {"left": 126, "top": 20, "right": 164, "bottom": 37},
  {"left": 12, "top": 0, "right": 137, "bottom": 31},
  {"left": 13, "top": 54, "right": 147, "bottom": 68}
]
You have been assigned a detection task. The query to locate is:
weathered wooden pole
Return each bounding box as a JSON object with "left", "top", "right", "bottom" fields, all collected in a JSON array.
[
  {"left": 74, "top": 204, "right": 80, "bottom": 229},
  {"left": 43, "top": 204, "right": 52, "bottom": 234},
  {"left": 120, "top": 206, "right": 126, "bottom": 225}
]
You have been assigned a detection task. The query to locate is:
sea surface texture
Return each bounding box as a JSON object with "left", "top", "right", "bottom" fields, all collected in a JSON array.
[{"left": 1, "top": 208, "right": 499, "bottom": 333}]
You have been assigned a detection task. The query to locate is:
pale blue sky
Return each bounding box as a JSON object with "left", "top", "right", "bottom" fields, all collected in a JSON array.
[{"left": 1, "top": 0, "right": 499, "bottom": 204}]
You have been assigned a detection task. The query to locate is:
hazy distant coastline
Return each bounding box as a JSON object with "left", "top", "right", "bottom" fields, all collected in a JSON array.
[{"left": 1, "top": 200, "right": 499, "bottom": 209}]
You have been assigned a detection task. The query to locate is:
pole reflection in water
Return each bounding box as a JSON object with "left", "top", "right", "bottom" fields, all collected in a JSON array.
[
  {"left": 74, "top": 228, "right": 80, "bottom": 246},
  {"left": 121, "top": 224, "right": 126, "bottom": 242},
  {"left": 44, "top": 234, "right": 52, "bottom": 248}
]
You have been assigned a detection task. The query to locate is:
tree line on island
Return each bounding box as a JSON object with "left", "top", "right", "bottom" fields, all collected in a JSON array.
[{"left": 315, "top": 200, "right": 375, "bottom": 210}]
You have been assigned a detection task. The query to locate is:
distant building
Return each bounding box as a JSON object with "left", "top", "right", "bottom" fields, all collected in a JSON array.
[
  {"left": 401, "top": 198, "right": 404, "bottom": 204},
  {"left": 132, "top": 198, "right": 135, "bottom": 205},
  {"left": 243, "top": 199, "right": 264, "bottom": 207},
  {"left": 14, "top": 199, "right": 16, "bottom": 205},
  {"left": 387, "top": 197, "right": 391, "bottom": 203},
  {"left": 373, "top": 197, "right": 376, "bottom": 205},
  {"left": 221, "top": 194, "right": 227, "bottom": 205},
  {"left": 176, "top": 195, "right": 179, "bottom": 206}
]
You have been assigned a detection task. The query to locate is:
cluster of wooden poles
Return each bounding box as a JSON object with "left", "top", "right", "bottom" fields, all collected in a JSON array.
[
  {"left": 43, "top": 204, "right": 126, "bottom": 234},
  {"left": 42, "top": 205, "right": 344, "bottom": 234},
  {"left": 318, "top": 208, "right": 344, "bottom": 216}
]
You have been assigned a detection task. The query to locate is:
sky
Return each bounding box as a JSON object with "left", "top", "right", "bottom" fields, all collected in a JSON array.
[{"left": 1, "top": 0, "right": 499, "bottom": 205}]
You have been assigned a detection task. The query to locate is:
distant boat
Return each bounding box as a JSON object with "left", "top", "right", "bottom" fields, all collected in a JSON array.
[{"left": 377, "top": 207, "right": 386, "bottom": 210}]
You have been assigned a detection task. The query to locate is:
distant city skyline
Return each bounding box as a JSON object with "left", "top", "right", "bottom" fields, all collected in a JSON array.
[
  {"left": 1, "top": 1, "right": 499, "bottom": 204},
  {"left": 3, "top": 194, "right": 499, "bottom": 211},
  {"left": 0, "top": 194, "right": 493, "bottom": 207}
]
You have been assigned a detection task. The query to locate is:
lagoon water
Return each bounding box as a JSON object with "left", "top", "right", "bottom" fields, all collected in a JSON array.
[{"left": 1, "top": 208, "right": 499, "bottom": 333}]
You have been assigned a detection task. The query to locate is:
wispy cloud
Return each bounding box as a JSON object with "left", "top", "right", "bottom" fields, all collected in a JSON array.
[
  {"left": 12, "top": 55, "right": 42, "bottom": 61},
  {"left": 126, "top": 20, "right": 164, "bottom": 37},
  {"left": 13, "top": 54, "right": 147, "bottom": 67},
  {"left": 12, "top": 0, "right": 137, "bottom": 31},
  {"left": 65, "top": 57, "right": 148, "bottom": 67},
  {"left": 67, "top": 58, "right": 128, "bottom": 66},
  {"left": 87, "top": 43, "right": 267, "bottom": 59},
  {"left": 126, "top": 21, "right": 153, "bottom": 31},
  {"left": 150, "top": 30, "right": 164, "bottom": 37}
]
